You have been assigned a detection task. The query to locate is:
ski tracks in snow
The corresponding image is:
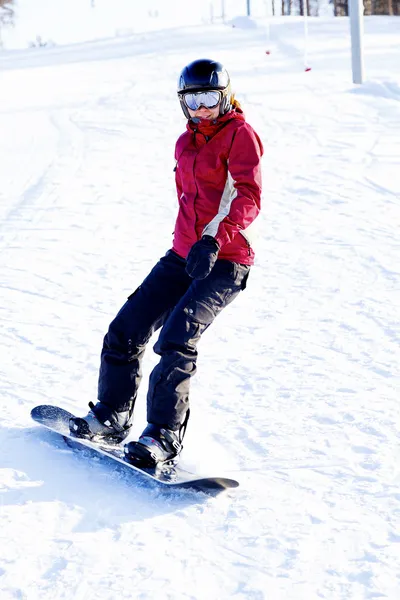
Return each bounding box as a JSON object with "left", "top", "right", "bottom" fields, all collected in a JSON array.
[
  {"left": 189, "top": 22, "right": 400, "bottom": 598},
  {"left": 1, "top": 17, "right": 400, "bottom": 600}
]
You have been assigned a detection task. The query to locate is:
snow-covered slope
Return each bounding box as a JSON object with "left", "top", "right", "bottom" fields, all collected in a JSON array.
[{"left": 1, "top": 12, "right": 400, "bottom": 600}]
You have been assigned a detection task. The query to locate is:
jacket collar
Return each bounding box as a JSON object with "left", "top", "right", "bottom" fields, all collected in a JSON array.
[{"left": 186, "top": 108, "right": 245, "bottom": 139}]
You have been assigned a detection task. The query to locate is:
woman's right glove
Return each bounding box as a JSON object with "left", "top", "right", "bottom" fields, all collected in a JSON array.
[{"left": 185, "top": 235, "right": 220, "bottom": 280}]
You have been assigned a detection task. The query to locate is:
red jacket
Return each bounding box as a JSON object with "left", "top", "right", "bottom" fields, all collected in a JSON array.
[{"left": 172, "top": 108, "right": 263, "bottom": 265}]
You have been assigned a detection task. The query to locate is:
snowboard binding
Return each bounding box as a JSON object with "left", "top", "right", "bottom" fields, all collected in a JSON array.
[
  {"left": 124, "top": 412, "right": 190, "bottom": 469},
  {"left": 69, "top": 401, "right": 132, "bottom": 444}
]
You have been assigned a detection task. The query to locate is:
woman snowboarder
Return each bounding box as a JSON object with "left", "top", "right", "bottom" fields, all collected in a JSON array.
[{"left": 70, "top": 58, "right": 263, "bottom": 467}]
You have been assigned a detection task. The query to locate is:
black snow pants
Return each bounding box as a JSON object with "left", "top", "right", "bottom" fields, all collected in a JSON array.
[{"left": 98, "top": 250, "right": 250, "bottom": 430}]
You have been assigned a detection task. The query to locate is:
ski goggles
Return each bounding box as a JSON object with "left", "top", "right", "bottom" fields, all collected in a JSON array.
[{"left": 180, "top": 90, "right": 222, "bottom": 110}]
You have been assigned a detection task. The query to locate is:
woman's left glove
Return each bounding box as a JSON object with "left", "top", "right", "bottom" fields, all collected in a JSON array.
[{"left": 186, "top": 235, "right": 220, "bottom": 280}]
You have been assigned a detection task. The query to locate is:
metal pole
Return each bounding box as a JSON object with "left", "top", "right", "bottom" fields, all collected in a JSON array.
[
  {"left": 247, "top": 0, "right": 251, "bottom": 16},
  {"left": 349, "top": 0, "right": 364, "bottom": 84}
]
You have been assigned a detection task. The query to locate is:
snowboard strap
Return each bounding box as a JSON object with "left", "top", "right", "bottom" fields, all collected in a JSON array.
[
  {"left": 88, "top": 401, "right": 127, "bottom": 434},
  {"left": 178, "top": 409, "right": 190, "bottom": 444}
]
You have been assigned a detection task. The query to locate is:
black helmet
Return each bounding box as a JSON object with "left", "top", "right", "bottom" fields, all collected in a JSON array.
[{"left": 177, "top": 59, "right": 232, "bottom": 118}]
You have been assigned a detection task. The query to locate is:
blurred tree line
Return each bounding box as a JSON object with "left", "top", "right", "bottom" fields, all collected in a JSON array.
[
  {"left": 0, "top": 0, "right": 14, "bottom": 46},
  {"left": 0, "top": 0, "right": 398, "bottom": 32},
  {"left": 0, "top": 0, "right": 14, "bottom": 26},
  {"left": 276, "top": 0, "right": 399, "bottom": 14},
  {"left": 334, "top": 0, "right": 399, "bottom": 15}
]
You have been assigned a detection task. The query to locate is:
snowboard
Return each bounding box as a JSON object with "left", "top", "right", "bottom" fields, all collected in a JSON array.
[{"left": 30, "top": 405, "right": 239, "bottom": 493}]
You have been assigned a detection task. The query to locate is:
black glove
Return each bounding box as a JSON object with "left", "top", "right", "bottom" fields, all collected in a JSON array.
[{"left": 186, "top": 235, "right": 220, "bottom": 280}]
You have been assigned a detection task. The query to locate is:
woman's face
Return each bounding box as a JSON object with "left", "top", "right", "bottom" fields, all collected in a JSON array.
[{"left": 187, "top": 104, "right": 220, "bottom": 120}]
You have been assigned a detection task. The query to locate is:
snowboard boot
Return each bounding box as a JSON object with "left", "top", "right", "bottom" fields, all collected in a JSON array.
[
  {"left": 124, "top": 412, "right": 190, "bottom": 468},
  {"left": 69, "top": 401, "right": 133, "bottom": 444}
]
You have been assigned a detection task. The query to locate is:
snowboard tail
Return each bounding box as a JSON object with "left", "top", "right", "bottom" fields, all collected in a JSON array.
[{"left": 30, "top": 405, "right": 239, "bottom": 493}]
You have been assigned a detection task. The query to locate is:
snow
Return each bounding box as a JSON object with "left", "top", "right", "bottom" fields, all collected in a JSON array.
[{"left": 1, "top": 3, "right": 400, "bottom": 599}]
